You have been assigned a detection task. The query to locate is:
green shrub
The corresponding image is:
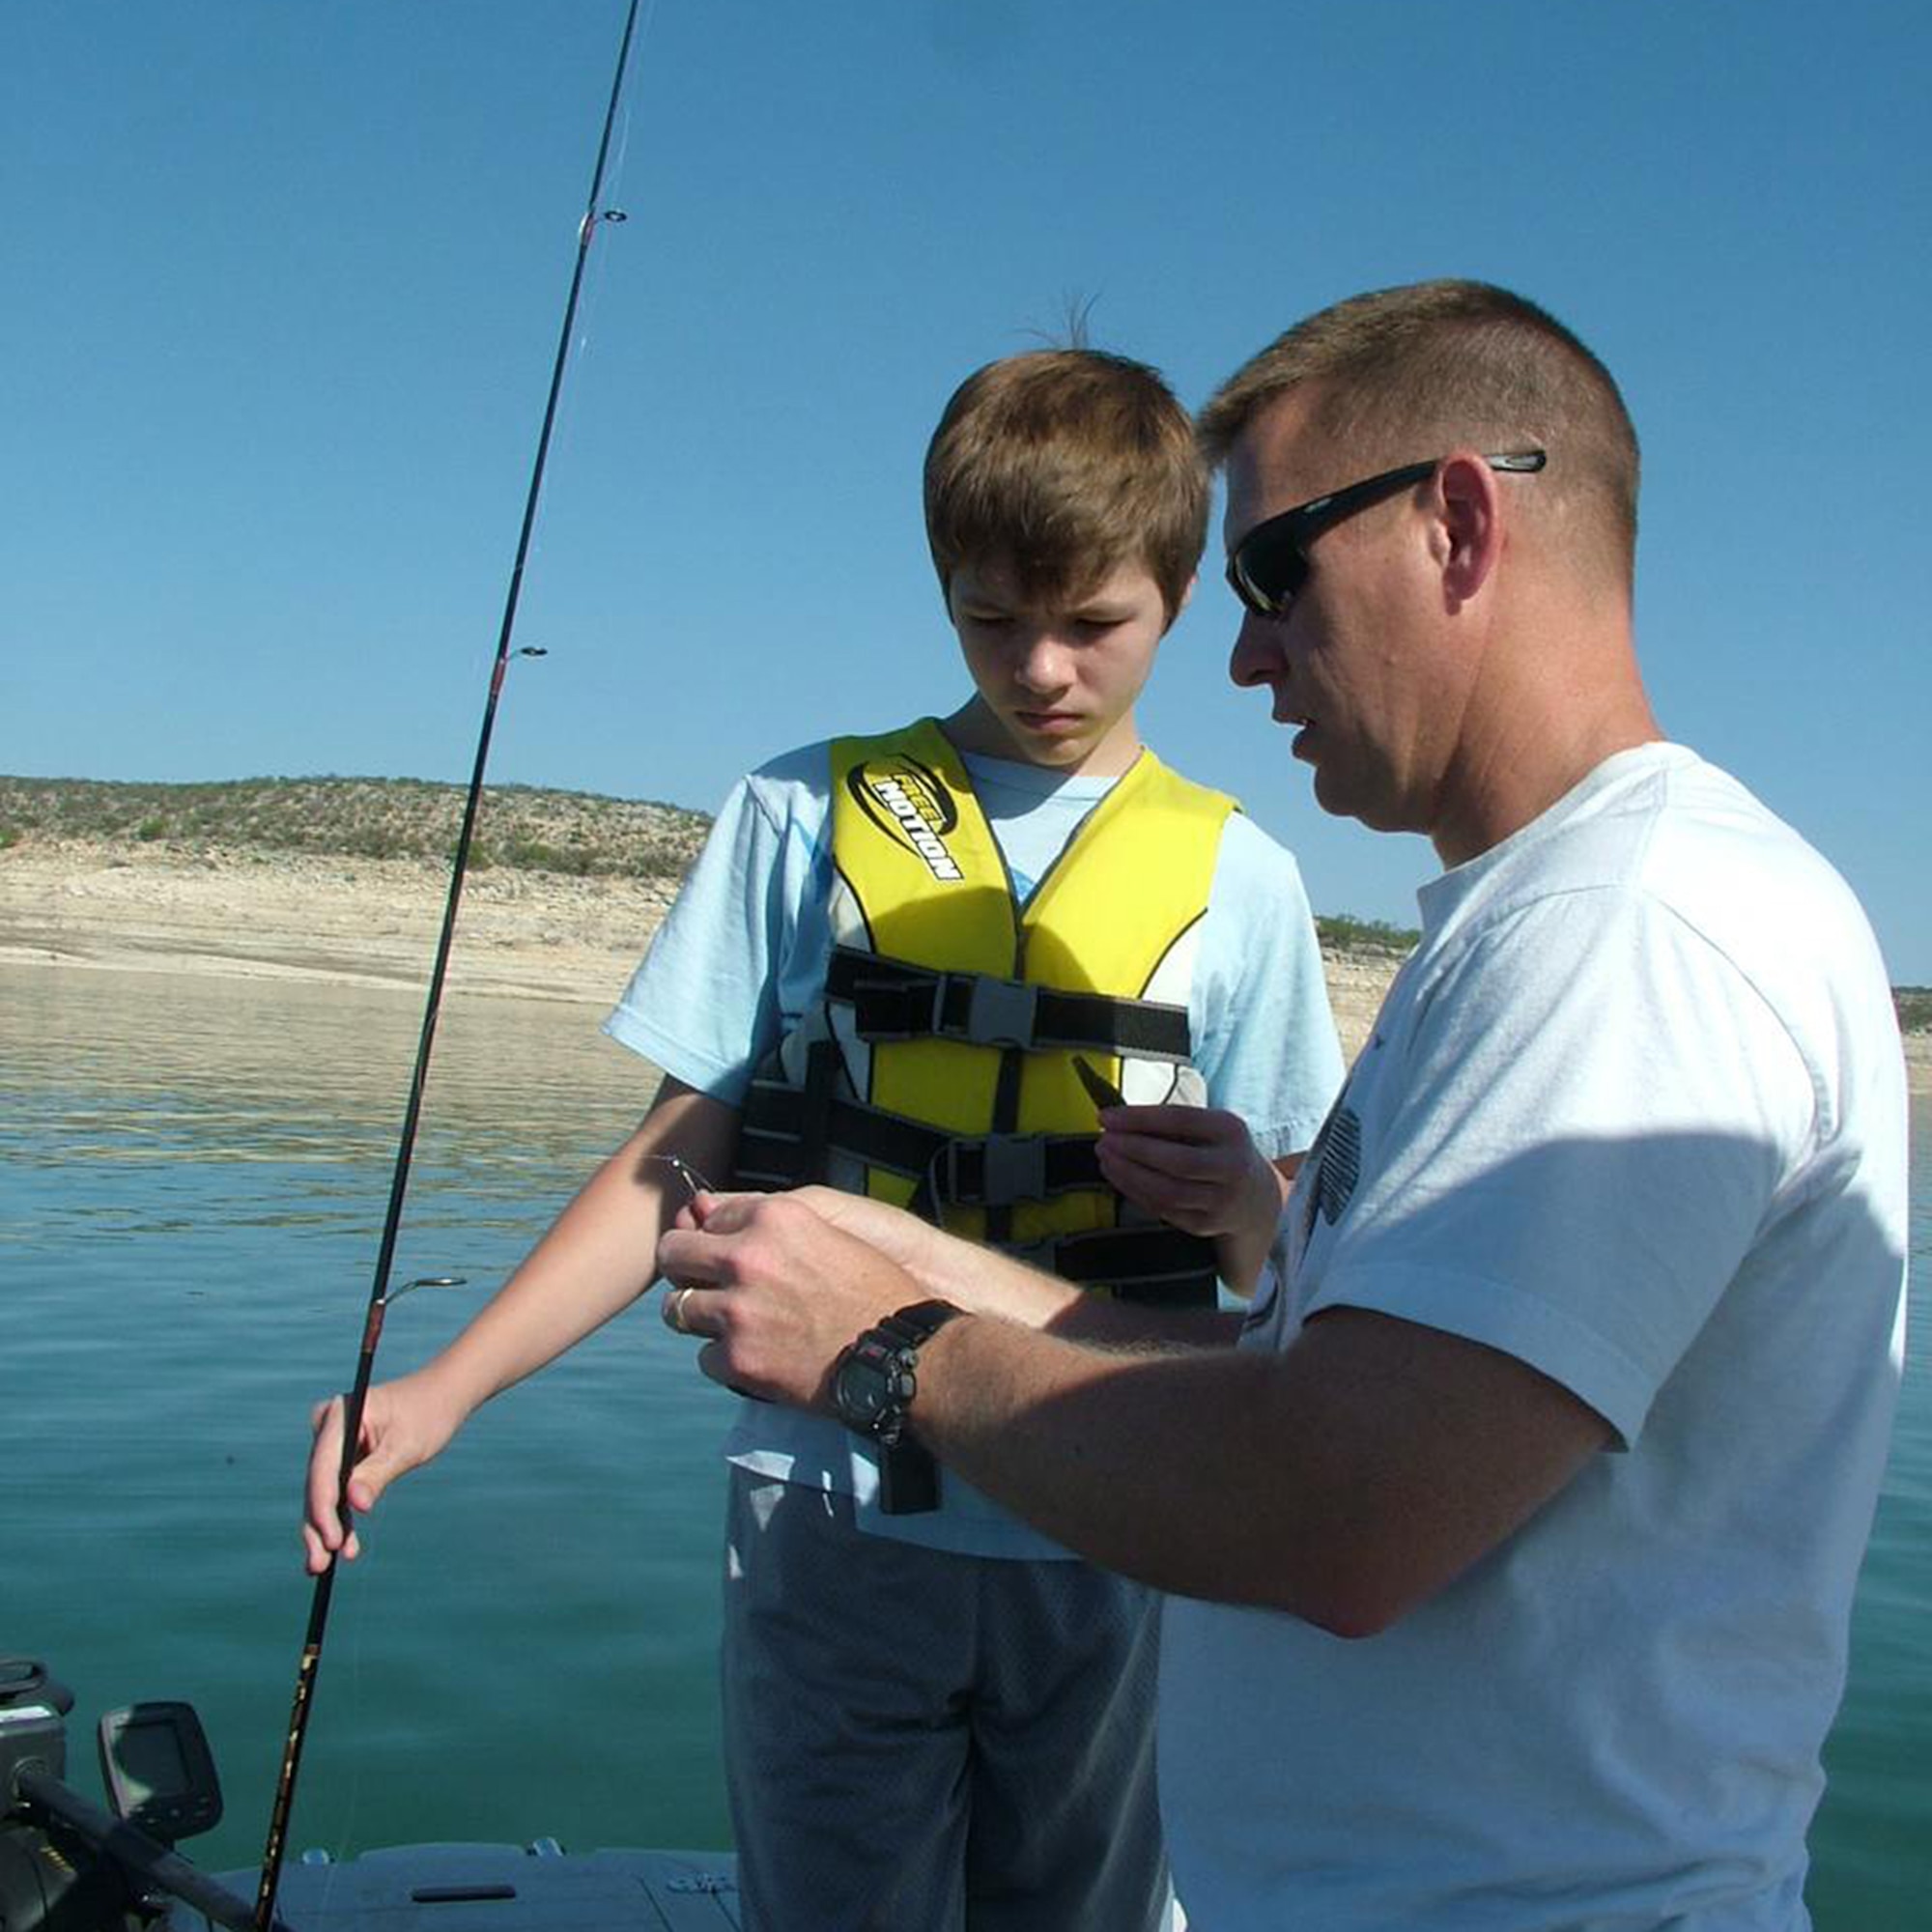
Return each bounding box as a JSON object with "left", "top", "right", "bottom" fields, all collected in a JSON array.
[{"left": 1317, "top": 913, "right": 1419, "bottom": 957}]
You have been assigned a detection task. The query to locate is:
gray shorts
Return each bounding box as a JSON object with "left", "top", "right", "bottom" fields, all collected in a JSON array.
[{"left": 721, "top": 1468, "right": 1171, "bottom": 1932}]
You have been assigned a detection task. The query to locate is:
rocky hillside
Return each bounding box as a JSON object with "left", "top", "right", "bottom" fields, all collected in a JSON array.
[{"left": 0, "top": 775, "right": 709, "bottom": 881}]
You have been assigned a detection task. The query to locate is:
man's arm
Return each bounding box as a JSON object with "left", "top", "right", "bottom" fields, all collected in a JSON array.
[
  {"left": 903, "top": 1303, "right": 1607, "bottom": 1634},
  {"left": 661, "top": 1191, "right": 1608, "bottom": 1635},
  {"left": 302, "top": 1076, "right": 738, "bottom": 1571}
]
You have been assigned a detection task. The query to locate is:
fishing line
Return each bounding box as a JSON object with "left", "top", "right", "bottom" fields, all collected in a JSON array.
[
  {"left": 508, "top": 242, "right": 618, "bottom": 623},
  {"left": 492, "top": 7, "right": 654, "bottom": 660},
  {"left": 251, "top": 7, "right": 646, "bottom": 1927},
  {"left": 299, "top": 1533, "right": 374, "bottom": 1919}
]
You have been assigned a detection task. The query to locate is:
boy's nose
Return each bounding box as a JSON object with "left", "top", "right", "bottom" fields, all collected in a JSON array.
[{"left": 1015, "top": 633, "right": 1073, "bottom": 691}]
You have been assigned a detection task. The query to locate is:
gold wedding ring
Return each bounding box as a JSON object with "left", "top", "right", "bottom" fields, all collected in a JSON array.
[{"left": 665, "top": 1285, "right": 696, "bottom": 1335}]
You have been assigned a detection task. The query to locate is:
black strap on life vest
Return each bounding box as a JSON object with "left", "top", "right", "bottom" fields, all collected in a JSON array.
[
  {"left": 734, "top": 1076, "right": 1106, "bottom": 1206},
  {"left": 1014, "top": 1224, "right": 1220, "bottom": 1308},
  {"left": 825, "top": 948, "right": 1192, "bottom": 1062},
  {"left": 736, "top": 1070, "right": 1219, "bottom": 1302}
]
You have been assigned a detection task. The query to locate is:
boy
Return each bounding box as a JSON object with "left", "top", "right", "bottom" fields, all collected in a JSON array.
[{"left": 305, "top": 348, "right": 1343, "bottom": 1929}]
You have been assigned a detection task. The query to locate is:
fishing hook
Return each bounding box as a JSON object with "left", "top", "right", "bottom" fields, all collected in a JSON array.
[{"left": 645, "top": 1152, "right": 715, "bottom": 1208}]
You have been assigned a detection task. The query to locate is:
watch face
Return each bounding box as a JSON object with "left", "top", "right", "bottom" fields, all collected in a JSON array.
[
  {"left": 835, "top": 1337, "right": 912, "bottom": 1438},
  {"left": 835, "top": 1350, "right": 892, "bottom": 1429}
]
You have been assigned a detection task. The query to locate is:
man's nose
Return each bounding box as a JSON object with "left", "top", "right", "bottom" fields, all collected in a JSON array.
[{"left": 1228, "top": 612, "right": 1285, "bottom": 690}]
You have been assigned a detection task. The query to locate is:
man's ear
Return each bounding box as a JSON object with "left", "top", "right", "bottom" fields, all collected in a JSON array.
[{"left": 1434, "top": 453, "right": 1502, "bottom": 607}]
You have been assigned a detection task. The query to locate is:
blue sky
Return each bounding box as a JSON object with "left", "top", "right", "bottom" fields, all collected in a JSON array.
[{"left": 6, "top": 1, "right": 1928, "bottom": 980}]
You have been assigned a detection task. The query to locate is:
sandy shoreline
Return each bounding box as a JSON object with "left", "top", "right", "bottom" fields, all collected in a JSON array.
[
  {"left": 4, "top": 838, "right": 1924, "bottom": 1088},
  {"left": 0, "top": 838, "right": 677, "bottom": 1004}
]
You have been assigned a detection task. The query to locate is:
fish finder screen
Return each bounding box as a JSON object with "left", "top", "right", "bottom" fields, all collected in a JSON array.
[
  {"left": 98, "top": 1699, "right": 221, "bottom": 1840},
  {"left": 108, "top": 1716, "right": 190, "bottom": 1802}
]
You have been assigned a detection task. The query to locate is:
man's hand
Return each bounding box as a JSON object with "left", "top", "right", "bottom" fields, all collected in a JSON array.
[
  {"left": 658, "top": 1190, "right": 923, "bottom": 1408},
  {"left": 301, "top": 1369, "right": 468, "bottom": 1575},
  {"left": 779, "top": 1185, "right": 948, "bottom": 1282}
]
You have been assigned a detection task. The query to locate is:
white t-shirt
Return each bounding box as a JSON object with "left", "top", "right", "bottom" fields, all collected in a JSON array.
[
  {"left": 608, "top": 737, "right": 1345, "bottom": 1556},
  {"left": 1158, "top": 745, "right": 1909, "bottom": 1930}
]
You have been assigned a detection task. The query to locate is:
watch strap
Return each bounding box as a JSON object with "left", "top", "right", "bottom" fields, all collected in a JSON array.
[
  {"left": 876, "top": 1298, "right": 964, "bottom": 1351},
  {"left": 869, "top": 1306, "right": 958, "bottom": 1515}
]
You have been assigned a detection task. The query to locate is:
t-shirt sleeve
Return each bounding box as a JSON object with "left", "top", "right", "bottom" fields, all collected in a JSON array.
[
  {"left": 603, "top": 749, "right": 829, "bottom": 1105},
  {"left": 1191, "top": 813, "right": 1347, "bottom": 1160},
  {"left": 1305, "top": 889, "right": 1817, "bottom": 1446}
]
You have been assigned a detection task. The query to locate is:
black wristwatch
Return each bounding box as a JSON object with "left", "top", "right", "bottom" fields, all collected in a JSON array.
[{"left": 832, "top": 1299, "right": 964, "bottom": 1447}]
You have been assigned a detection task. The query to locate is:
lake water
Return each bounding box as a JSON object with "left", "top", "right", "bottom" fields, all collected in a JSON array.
[{"left": 2, "top": 961, "right": 1925, "bottom": 1925}]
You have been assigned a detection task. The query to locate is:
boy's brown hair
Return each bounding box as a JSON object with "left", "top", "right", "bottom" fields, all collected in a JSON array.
[
  {"left": 1198, "top": 280, "right": 1640, "bottom": 593},
  {"left": 924, "top": 349, "right": 1207, "bottom": 624}
]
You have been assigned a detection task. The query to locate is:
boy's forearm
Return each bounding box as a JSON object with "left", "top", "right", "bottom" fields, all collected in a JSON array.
[
  {"left": 422, "top": 1080, "right": 738, "bottom": 1416},
  {"left": 908, "top": 1217, "right": 1240, "bottom": 1351}
]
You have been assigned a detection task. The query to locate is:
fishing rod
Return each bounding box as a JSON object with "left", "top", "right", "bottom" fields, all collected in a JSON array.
[{"left": 252, "top": 7, "right": 643, "bottom": 1926}]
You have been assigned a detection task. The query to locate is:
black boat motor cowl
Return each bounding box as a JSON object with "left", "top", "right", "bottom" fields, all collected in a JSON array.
[{"left": 0, "top": 1661, "right": 74, "bottom": 1810}]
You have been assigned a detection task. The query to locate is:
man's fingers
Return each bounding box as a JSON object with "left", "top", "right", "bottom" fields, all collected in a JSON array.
[
  {"left": 677, "top": 1187, "right": 760, "bottom": 1235},
  {"left": 658, "top": 1213, "right": 745, "bottom": 1283},
  {"left": 696, "top": 1337, "right": 760, "bottom": 1396},
  {"left": 659, "top": 1186, "right": 815, "bottom": 1283},
  {"left": 663, "top": 1282, "right": 720, "bottom": 1337}
]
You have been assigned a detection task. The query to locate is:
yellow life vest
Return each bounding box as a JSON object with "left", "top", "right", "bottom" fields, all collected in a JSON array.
[{"left": 734, "top": 718, "right": 1237, "bottom": 1306}]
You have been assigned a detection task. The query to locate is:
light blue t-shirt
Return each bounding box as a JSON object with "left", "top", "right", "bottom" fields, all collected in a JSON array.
[
  {"left": 607, "top": 736, "right": 1344, "bottom": 1555},
  {"left": 1159, "top": 747, "right": 1909, "bottom": 1928}
]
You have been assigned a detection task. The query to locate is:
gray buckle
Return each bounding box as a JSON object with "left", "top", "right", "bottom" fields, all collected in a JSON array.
[
  {"left": 956, "top": 973, "right": 1039, "bottom": 1048},
  {"left": 979, "top": 1132, "right": 1048, "bottom": 1206},
  {"left": 938, "top": 1132, "right": 1049, "bottom": 1207}
]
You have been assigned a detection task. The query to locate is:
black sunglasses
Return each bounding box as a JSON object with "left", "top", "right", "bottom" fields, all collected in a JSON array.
[{"left": 1225, "top": 449, "right": 1548, "bottom": 618}]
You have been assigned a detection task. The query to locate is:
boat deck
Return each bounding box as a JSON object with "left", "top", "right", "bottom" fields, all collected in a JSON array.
[{"left": 167, "top": 1842, "right": 743, "bottom": 1931}]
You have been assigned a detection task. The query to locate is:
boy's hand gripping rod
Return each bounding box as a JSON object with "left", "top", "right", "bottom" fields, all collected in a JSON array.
[{"left": 252, "top": 7, "right": 644, "bottom": 1926}]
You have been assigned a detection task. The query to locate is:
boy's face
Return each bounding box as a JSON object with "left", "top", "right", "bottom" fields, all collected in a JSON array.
[{"left": 945, "top": 558, "right": 1182, "bottom": 778}]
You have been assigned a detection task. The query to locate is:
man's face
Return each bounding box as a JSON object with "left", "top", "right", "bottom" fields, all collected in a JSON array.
[
  {"left": 946, "top": 557, "right": 1178, "bottom": 777},
  {"left": 1221, "top": 396, "right": 1465, "bottom": 838}
]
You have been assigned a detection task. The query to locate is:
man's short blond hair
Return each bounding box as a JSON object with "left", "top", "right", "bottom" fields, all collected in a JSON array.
[
  {"left": 1198, "top": 281, "right": 1640, "bottom": 590},
  {"left": 925, "top": 349, "right": 1207, "bottom": 624}
]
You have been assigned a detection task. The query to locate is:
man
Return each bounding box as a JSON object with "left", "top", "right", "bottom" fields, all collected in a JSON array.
[{"left": 660, "top": 282, "right": 1909, "bottom": 1930}]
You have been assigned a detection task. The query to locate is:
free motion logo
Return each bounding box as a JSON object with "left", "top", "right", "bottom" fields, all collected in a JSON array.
[{"left": 849, "top": 757, "right": 964, "bottom": 882}]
